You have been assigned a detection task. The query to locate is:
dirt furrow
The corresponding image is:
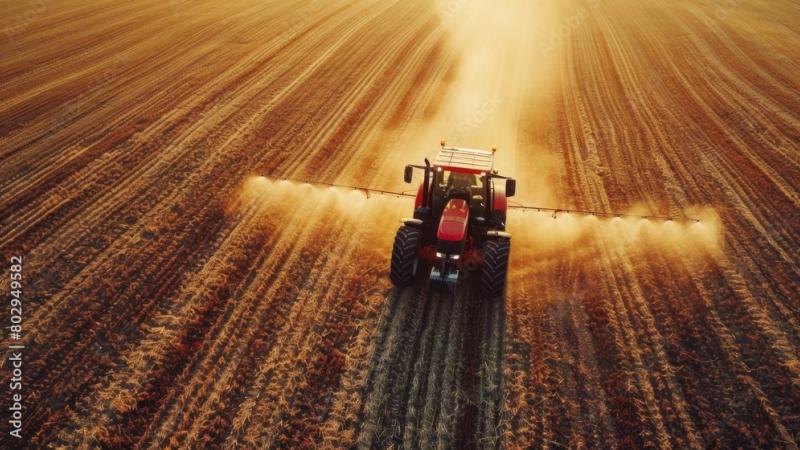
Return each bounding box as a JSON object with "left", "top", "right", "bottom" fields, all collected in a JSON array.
[{"left": 2, "top": 0, "right": 798, "bottom": 447}]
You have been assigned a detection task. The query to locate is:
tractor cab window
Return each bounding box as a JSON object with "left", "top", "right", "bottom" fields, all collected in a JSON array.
[
  {"left": 434, "top": 169, "right": 482, "bottom": 191},
  {"left": 430, "top": 168, "right": 485, "bottom": 214},
  {"left": 446, "top": 172, "right": 479, "bottom": 190}
]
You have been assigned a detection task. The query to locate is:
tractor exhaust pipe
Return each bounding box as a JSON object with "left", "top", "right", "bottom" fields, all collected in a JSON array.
[{"left": 422, "top": 158, "right": 431, "bottom": 207}]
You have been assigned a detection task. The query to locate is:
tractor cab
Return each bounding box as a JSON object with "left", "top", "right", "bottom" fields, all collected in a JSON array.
[
  {"left": 393, "top": 142, "right": 515, "bottom": 294},
  {"left": 431, "top": 169, "right": 485, "bottom": 220}
]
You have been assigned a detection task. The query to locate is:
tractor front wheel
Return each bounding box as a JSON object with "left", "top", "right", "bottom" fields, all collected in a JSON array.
[
  {"left": 390, "top": 226, "right": 421, "bottom": 287},
  {"left": 480, "top": 238, "right": 510, "bottom": 297}
]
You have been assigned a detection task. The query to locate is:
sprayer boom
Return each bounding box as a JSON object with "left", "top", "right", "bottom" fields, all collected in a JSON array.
[{"left": 261, "top": 176, "right": 700, "bottom": 223}]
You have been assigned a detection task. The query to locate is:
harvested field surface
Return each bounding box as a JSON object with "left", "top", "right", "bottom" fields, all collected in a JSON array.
[{"left": 1, "top": 0, "right": 798, "bottom": 448}]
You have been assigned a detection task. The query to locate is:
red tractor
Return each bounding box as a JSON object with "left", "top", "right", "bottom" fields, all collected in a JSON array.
[
  {"left": 265, "top": 143, "right": 698, "bottom": 297},
  {"left": 265, "top": 142, "right": 697, "bottom": 296},
  {"left": 390, "top": 142, "right": 516, "bottom": 296}
]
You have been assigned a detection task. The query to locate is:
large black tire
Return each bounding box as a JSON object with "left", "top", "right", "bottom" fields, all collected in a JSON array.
[
  {"left": 480, "top": 238, "right": 510, "bottom": 297},
  {"left": 390, "top": 226, "right": 421, "bottom": 287}
]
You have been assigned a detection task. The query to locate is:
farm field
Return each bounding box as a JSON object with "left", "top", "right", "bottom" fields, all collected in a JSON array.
[{"left": 0, "top": 0, "right": 798, "bottom": 448}]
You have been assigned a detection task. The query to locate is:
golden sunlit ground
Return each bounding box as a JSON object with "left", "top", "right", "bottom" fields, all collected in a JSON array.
[{"left": 0, "top": 0, "right": 798, "bottom": 447}]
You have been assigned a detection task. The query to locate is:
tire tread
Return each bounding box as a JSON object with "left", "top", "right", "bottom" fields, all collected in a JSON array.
[
  {"left": 480, "top": 238, "right": 510, "bottom": 297},
  {"left": 390, "top": 226, "right": 421, "bottom": 287}
]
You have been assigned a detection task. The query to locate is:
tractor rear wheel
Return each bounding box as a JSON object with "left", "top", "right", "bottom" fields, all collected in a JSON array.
[
  {"left": 481, "top": 238, "right": 510, "bottom": 297},
  {"left": 390, "top": 226, "right": 421, "bottom": 287}
]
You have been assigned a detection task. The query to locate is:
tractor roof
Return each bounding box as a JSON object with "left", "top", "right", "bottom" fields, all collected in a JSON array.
[{"left": 434, "top": 146, "right": 494, "bottom": 174}]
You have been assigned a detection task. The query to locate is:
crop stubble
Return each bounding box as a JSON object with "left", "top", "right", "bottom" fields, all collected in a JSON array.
[{"left": 0, "top": 0, "right": 798, "bottom": 448}]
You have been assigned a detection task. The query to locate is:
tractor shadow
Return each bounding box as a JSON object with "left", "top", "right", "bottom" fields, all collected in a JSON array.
[{"left": 358, "top": 269, "right": 506, "bottom": 449}]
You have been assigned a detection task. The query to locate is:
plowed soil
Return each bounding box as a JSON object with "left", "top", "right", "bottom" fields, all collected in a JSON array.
[{"left": 1, "top": 0, "right": 798, "bottom": 448}]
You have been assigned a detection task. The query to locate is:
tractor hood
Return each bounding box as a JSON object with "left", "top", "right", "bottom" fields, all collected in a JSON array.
[{"left": 436, "top": 199, "right": 469, "bottom": 254}]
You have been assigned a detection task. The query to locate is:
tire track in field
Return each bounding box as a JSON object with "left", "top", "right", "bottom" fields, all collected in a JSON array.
[{"left": 356, "top": 278, "right": 505, "bottom": 449}]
